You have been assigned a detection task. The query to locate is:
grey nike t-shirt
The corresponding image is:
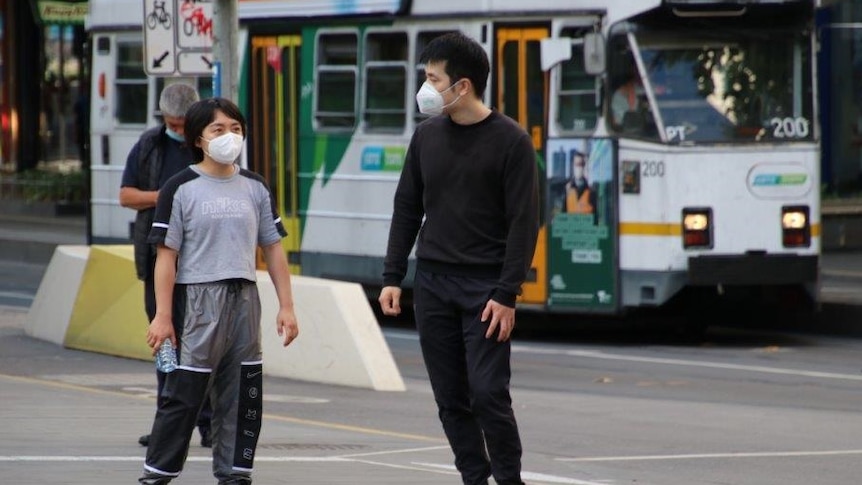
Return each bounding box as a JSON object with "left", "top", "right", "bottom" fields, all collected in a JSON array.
[{"left": 148, "top": 164, "right": 286, "bottom": 284}]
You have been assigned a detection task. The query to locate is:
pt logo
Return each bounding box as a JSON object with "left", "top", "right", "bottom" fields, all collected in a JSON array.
[
  {"left": 245, "top": 409, "right": 258, "bottom": 421},
  {"left": 243, "top": 448, "right": 254, "bottom": 460},
  {"left": 248, "top": 387, "right": 258, "bottom": 399}
]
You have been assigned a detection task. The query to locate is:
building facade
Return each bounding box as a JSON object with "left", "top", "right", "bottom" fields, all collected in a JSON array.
[{"left": 0, "top": 0, "right": 86, "bottom": 173}]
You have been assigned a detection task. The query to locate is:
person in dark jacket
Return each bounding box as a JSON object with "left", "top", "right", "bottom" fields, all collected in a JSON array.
[
  {"left": 379, "top": 32, "right": 539, "bottom": 485},
  {"left": 119, "top": 82, "right": 212, "bottom": 448}
]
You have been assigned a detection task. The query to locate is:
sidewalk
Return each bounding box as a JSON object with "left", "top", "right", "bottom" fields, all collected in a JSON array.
[{"left": 0, "top": 212, "right": 86, "bottom": 264}]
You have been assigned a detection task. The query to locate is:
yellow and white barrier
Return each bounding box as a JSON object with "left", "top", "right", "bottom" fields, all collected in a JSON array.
[{"left": 24, "top": 245, "right": 405, "bottom": 392}]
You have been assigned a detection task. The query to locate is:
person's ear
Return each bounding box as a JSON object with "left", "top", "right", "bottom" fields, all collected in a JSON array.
[{"left": 456, "top": 79, "right": 471, "bottom": 96}]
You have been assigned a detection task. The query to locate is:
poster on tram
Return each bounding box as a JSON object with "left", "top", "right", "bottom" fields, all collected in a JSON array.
[{"left": 545, "top": 137, "right": 618, "bottom": 311}]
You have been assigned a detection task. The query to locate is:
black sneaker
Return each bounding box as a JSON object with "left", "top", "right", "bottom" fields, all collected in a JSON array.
[
  {"left": 200, "top": 428, "right": 212, "bottom": 448},
  {"left": 138, "top": 434, "right": 150, "bottom": 447}
]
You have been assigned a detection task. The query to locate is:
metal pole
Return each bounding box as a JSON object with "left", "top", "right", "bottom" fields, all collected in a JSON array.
[{"left": 212, "top": 0, "right": 239, "bottom": 101}]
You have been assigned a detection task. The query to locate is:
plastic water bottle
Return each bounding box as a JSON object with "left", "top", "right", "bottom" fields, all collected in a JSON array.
[{"left": 155, "top": 339, "right": 178, "bottom": 373}]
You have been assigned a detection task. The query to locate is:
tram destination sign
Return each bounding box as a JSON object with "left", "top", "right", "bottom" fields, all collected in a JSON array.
[{"left": 143, "top": 0, "right": 214, "bottom": 76}]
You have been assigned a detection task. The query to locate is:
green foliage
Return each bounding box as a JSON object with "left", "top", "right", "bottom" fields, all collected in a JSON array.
[{"left": 5, "top": 169, "right": 87, "bottom": 203}]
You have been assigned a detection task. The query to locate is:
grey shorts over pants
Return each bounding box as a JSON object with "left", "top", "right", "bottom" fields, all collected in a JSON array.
[{"left": 140, "top": 280, "right": 263, "bottom": 485}]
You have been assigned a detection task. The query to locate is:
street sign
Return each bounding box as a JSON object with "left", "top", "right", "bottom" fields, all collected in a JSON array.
[{"left": 143, "top": 0, "right": 214, "bottom": 76}]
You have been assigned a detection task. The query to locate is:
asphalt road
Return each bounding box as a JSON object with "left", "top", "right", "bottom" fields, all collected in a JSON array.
[
  {"left": 2, "top": 300, "right": 862, "bottom": 484},
  {"left": 0, "top": 260, "right": 45, "bottom": 308}
]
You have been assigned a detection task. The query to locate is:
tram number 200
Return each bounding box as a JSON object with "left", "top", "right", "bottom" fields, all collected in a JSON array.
[
  {"left": 770, "top": 117, "right": 810, "bottom": 139},
  {"left": 642, "top": 160, "right": 665, "bottom": 177}
]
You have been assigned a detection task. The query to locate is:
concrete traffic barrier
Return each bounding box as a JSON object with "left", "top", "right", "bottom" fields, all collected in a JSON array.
[
  {"left": 25, "top": 245, "right": 89, "bottom": 345},
  {"left": 24, "top": 245, "right": 405, "bottom": 392},
  {"left": 259, "top": 273, "right": 405, "bottom": 391},
  {"left": 63, "top": 245, "right": 152, "bottom": 360}
]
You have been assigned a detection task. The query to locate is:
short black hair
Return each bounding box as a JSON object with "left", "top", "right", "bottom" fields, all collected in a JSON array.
[
  {"left": 570, "top": 149, "right": 586, "bottom": 165},
  {"left": 420, "top": 32, "right": 489, "bottom": 98},
  {"left": 184, "top": 97, "right": 247, "bottom": 162}
]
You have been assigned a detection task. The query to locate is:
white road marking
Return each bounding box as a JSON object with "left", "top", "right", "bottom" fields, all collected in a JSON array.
[
  {"left": 336, "top": 445, "right": 451, "bottom": 458},
  {"left": 530, "top": 348, "right": 862, "bottom": 381},
  {"left": 0, "top": 456, "right": 349, "bottom": 462},
  {"left": 385, "top": 331, "right": 862, "bottom": 381},
  {"left": 264, "top": 394, "right": 330, "bottom": 404},
  {"left": 0, "top": 454, "right": 601, "bottom": 483},
  {"left": 353, "top": 458, "right": 461, "bottom": 476},
  {"left": 411, "top": 461, "right": 608, "bottom": 484},
  {"left": 558, "top": 449, "right": 862, "bottom": 462}
]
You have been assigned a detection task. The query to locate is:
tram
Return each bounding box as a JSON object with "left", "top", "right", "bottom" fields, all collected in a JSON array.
[{"left": 87, "top": 0, "right": 822, "bottom": 316}]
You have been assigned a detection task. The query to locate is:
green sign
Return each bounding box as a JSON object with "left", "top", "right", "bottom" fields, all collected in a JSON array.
[
  {"left": 545, "top": 138, "right": 617, "bottom": 311},
  {"left": 37, "top": 1, "right": 88, "bottom": 25}
]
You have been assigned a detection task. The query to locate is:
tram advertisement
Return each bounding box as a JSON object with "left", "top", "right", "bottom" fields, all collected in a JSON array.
[{"left": 545, "top": 137, "right": 617, "bottom": 311}]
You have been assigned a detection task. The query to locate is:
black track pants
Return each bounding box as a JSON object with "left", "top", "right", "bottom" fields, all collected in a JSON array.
[
  {"left": 413, "top": 269, "right": 524, "bottom": 485},
  {"left": 140, "top": 281, "right": 263, "bottom": 484}
]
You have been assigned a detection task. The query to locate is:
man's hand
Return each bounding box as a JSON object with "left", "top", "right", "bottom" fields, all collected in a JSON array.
[
  {"left": 146, "top": 313, "right": 176, "bottom": 356},
  {"left": 481, "top": 299, "right": 516, "bottom": 342},
  {"left": 378, "top": 286, "right": 402, "bottom": 316},
  {"left": 276, "top": 307, "right": 299, "bottom": 347}
]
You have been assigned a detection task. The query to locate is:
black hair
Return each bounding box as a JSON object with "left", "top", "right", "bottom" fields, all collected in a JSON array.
[
  {"left": 420, "top": 32, "right": 490, "bottom": 99},
  {"left": 184, "top": 97, "right": 248, "bottom": 162},
  {"left": 570, "top": 150, "right": 587, "bottom": 166}
]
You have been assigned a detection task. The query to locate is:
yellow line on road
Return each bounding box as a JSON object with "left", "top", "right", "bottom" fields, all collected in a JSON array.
[
  {"left": 0, "top": 372, "right": 441, "bottom": 443},
  {"left": 263, "top": 414, "right": 441, "bottom": 443}
]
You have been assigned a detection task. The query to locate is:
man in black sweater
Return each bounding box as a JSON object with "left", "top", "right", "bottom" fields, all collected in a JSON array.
[{"left": 379, "top": 32, "right": 539, "bottom": 485}]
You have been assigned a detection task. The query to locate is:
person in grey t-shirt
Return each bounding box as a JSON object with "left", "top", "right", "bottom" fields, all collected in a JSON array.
[{"left": 138, "top": 98, "right": 299, "bottom": 485}]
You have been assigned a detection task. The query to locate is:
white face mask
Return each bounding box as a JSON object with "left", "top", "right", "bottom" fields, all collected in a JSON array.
[
  {"left": 415, "top": 81, "right": 462, "bottom": 116},
  {"left": 202, "top": 132, "right": 243, "bottom": 165}
]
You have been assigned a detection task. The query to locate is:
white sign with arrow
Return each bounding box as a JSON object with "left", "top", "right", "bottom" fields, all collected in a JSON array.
[{"left": 143, "top": 0, "right": 213, "bottom": 76}]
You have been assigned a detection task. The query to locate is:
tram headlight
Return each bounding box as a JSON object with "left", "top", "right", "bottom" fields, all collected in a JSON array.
[
  {"left": 682, "top": 208, "right": 712, "bottom": 249},
  {"left": 781, "top": 210, "right": 806, "bottom": 229},
  {"left": 782, "top": 206, "right": 810, "bottom": 248},
  {"left": 683, "top": 213, "right": 708, "bottom": 231}
]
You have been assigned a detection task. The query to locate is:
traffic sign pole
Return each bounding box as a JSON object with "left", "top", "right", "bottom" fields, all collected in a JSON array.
[{"left": 212, "top": 0, "right": 239, "bottom": 101}]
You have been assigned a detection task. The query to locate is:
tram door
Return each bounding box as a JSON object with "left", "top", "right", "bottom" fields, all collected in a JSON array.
[
  {"left": 250, "top": 36, "right": 302, "bottom": 272},
  {"left": 496, "top": 26, "right": 549, "bottom": 305}
]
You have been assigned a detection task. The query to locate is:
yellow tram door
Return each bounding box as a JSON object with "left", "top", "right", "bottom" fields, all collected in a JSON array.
[
  {"left": 496, "top": 26, "right": 549, "bottom": 305},
  {"left": 250, "top": 36, "right": 302, "bottom": 272}
]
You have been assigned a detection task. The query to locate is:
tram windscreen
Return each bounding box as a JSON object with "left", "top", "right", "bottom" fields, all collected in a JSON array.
[{"left": 609, "top": 28, "right": 814, "bottom": 144}]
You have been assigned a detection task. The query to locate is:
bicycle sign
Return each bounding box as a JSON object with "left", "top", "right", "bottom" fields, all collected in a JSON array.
[
  {"left": 147, "top": 0, "right": 172, "bottom": 30},
  {"left": 143, "top": 0, "right": 213, "bottom": 76},
  {"left": 178, "top": 0, "right": 214, "bottom": 49}
]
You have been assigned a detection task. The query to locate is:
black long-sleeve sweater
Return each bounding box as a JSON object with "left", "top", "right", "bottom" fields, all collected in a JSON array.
[{"left": 383, "top": 111, "right": 539, "bottom": 307}]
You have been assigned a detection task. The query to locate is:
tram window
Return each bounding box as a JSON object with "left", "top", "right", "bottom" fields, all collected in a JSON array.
[
  {"left": 414, "top": 30, "right": 458, "bottom": 123},
  {"left": 556, "top": 28, "right": 598, "bottom": 133},
  {"left": 364, "top": 31, "right": 408, "bottom": 132},
  {"left": 115, "top": 41, "right": 147, "bottom": 125},
  {"left": 315, "top": 32, "right": 358, "bottom": 130}
]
